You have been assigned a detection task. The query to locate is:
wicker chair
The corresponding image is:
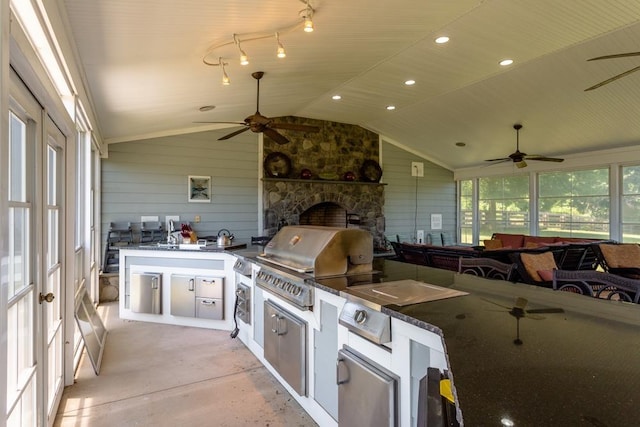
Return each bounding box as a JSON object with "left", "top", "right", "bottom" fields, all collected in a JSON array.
[
  {"left": 458, "top": 257, "right": 517, "bottom": 281},
  {"left": 552, "top": 269, "right": 640, "bottom": 303}
]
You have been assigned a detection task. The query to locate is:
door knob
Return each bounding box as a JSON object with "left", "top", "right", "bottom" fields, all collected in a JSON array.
[{"left": 39, "top": 292, "right": 55, "bottom": 304}]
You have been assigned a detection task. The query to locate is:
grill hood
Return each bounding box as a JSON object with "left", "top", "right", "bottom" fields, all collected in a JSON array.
[{"left": 258, "top": 226, "right": 373, "bottom": 277}]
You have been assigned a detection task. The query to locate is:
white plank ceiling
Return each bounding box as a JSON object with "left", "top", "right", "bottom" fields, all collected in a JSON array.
[{"left": 60, "top": 0, "right": 640, "bottom": 170}]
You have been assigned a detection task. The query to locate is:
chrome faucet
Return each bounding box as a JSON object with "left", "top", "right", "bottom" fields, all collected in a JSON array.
[{"left": 167, "top": 220, "right": 176, "bottom": 244}]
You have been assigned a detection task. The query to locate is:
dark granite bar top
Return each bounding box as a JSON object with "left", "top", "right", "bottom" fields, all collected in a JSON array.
[{"left": 312, "top": 259, "right": 640, "bottom": 426}]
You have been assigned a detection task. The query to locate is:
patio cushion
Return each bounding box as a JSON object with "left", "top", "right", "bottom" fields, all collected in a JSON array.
[
  {"left": 484, "top": 239, "right": 503, "bottom": 250},
  {"left": 523, "top": 235, "right": 557, "bottom": 247},
  {"left": 493, "top": 233, "right": 525, "bottom": 248},
  {"left": 599, "top": 244, "right": 640, "bottom": 268},
  {"left": 520, "top": 251, "right": 558, "bottom": 282}
]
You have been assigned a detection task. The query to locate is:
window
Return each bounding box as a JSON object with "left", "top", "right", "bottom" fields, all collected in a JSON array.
[
  {"left": 621, "top": 165, "right": 640, "bottom": 243},
  {"left": 459, "top": 180, "right": 473, "bottom": 244},
  {"left": 538, "top": 168, "right": 609, "bottom": 239},
  {"left": 478, "top": 175, "right": 529, "bottom": 240}
]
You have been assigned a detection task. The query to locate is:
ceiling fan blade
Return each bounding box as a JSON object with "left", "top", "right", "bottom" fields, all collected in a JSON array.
[
  {"left": 584, "top": 64, "right": 640, "bottom": 91},
  {"left": 527, "top": 308, "right": 564, "bottom": 314},
  {"left": 218, "top": 127, "right": 250, "bottom": 140},
  {"left": 263, "top": 128, "right": 290, "bottom": 145},
  {"left": 587, "top": 52, "right": 640, "bottom": 61},
  {"left": 526, "top": 313, "right": 546, "bottom": 320},
  {"left": 269, "top": 123, "right": 320, "bottom": 132},
  {"left": 194, "top": 121, "right": 246, "bottom": 125},
  {"left": 526, "top": 156, "right": 564, "bottom": 162},
  {"left": 480, "top": 297, "right": 512, "bottom": 310},
  {"left": 485, "top": 157, "right": 511, "bottom": 162}
]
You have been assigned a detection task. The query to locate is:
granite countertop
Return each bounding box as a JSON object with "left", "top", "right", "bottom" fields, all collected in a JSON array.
[
  {"left": 312, "top": 259, "right": 640, "bottom": 426},
  {"left": 128, "top": 240, "right": 249, "bottom": 252}
]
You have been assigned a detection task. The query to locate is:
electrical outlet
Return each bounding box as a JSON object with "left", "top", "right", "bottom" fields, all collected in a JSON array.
[
  {"left": 417, "top": 230, "right": 424, "bottom": 244},
  {"left": 411, "top": 162, "right": 424, "bottom": 177},
  {"left": 194, "top": 215, "right": 201, "bottom": 223}
]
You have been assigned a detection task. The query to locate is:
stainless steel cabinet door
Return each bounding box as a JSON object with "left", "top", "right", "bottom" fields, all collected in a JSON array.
[
  {"left": 337, "top": 348, "right": 397, "bottom": 427},
  {"left": 170, "top": 274, "right": 195, "bottom": 317},
  {"left": 264, "top": 300, "right": 307, "bottom": 396},
  {"left": 131, "top": 273, "right": 162, "bottom": 314}
]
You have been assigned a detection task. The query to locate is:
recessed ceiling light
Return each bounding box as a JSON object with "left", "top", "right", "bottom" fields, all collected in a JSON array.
[
  {"left": 386, "top": 105, "right": 396, "bottom": 111},
  {"left": 435, "top": 36, "right": 450, "bottom": 44},
  {"left": 199, "top": 105, "right": 216, "bottom": 112},
  {"left": 332, "top": 95, "right": 342, "bottom": 100},
  {"left": 499, "top": 59, "right": 514, "bottom": 66},
  {"left": 404, "top": 79, "right": 416, "bottom": 86},
  {"left": 455, "top": 142, "right": 466, "bottom": 147}
]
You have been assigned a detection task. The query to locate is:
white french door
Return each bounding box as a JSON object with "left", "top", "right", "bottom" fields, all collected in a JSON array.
[
  {"left": 7, "top": 70, "right": 66, "bottom": 426},
  {"left": 42, "top": 115, "right": 66, "bottom": 424}
]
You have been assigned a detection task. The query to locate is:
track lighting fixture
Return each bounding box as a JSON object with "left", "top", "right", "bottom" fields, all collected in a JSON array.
[
  {"left": 234, "top": 34, "right": 249, "bottom": 66},
  {"left": 219, "top": 58, "right": 230, "bottom": 85},
  {"left": 302, "top": 1, "right": 314, "bottom": 32},
  {"left": 276, "top": 32, "right": 286, "bottom": 58},
  {"left": 202, "top": 2, "right": 318, "bottom": 82}
]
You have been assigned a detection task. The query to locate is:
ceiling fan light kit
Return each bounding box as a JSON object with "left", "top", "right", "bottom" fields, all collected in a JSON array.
[
  {"left": 485, "top": 124, "right": 564, "bottom": 168},
  {"left": 202, "top": 0, "right": 316, "bottom": 85}
]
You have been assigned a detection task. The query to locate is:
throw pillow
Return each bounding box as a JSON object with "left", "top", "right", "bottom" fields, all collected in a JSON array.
[
  {"left": 537, "top": 269, "right": 555, "bottom": 282},
  {"left": 520, "top": 251, "right": 558, "bottom": 282}
]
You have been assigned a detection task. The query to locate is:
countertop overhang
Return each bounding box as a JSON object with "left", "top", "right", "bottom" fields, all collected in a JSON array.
[{"left": 310, "top": 259, "right": 640, "bottom": 426}]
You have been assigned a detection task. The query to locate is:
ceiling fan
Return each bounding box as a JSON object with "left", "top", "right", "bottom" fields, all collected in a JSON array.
[
  {"left": 483, "top": 297, "right": 564, "bottom": 345},
  {"left": 485, "top": 124, "right": 564, "bottom": 169},
  {"left": 195, "top": 71, "right": 319, "bottom": 144},
  {"left": 585, "top": 51, "right": 640, "bottom": 91}
]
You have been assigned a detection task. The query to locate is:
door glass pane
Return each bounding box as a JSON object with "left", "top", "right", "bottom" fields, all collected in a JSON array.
[
  {"left": 7, "top": 292, "right": 34, "bottom": 407},
  {"left": 47, "top": 145, "right": 56, "bottom": 205},
  {"left": 48, "top": 209, "right": 59, "bottom": 267},
  {"left": 8, "top": 207, "right": 30, "bottom": 297},
  {"left": 9, "top": 112, "right": 26, "bottom": 202}
]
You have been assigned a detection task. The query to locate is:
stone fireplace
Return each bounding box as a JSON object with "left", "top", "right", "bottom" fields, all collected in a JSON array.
[
  {"left": 263, "top": 179, "right": 386, "bottom": 249},
  {"left": 261, "top": 116, "right": 386, "bottom": 249}
]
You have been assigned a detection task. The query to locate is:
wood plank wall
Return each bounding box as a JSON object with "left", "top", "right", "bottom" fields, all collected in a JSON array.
[
  {"left": 100, "top": 128, "right": 457, "bottom": 263},
  {"left": 101, "top": 129, "right": 259, "bottom": 247},
  {"left": 381, "top": 141, "right": 456, "bottom": 244}
]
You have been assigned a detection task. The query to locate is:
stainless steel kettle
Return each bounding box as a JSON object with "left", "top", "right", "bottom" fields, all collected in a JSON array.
[{"left": 217, "top": 229, "right": 234, "bottom": 246}]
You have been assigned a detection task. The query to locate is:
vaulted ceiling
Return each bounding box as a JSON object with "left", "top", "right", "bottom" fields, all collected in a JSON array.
[{"left": 61, "top": 0, "right": 640, "bottom": 170}]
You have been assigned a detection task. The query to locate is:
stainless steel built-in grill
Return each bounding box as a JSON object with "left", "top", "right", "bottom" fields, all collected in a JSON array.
[{"left": 255, "top": 226, "right": 374, "bottom": 310}]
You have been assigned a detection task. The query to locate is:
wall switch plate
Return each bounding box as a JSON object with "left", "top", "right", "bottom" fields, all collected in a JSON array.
[
  {"left": 194, "top": 215, "right": 201, "bottom": 223},
  {"left": 417, "top": 230, "right": 425, "bottom": 244},
  {"left": 411, "top": 162, "right": 424, "bottom": 177}
]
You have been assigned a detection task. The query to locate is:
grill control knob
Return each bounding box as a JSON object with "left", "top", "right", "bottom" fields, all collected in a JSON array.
[
  {"left": 292, "top": 286, "right": 302, "bottom": 296},
  {"left": 354, "top": 309, "right": 368, "bottom": 324}
]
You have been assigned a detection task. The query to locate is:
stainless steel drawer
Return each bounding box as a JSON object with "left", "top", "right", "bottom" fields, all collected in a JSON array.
[
  {"left": 195, "top": 297, "right": 223, "bottom": 320},
  {"left": 195, "top": 277, "right": 223, "bottom": 299}
]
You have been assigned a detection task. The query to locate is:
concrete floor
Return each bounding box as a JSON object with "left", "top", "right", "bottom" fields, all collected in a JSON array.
[{"left": 54, "top": 302, "right": 316, "bottom": 427}]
